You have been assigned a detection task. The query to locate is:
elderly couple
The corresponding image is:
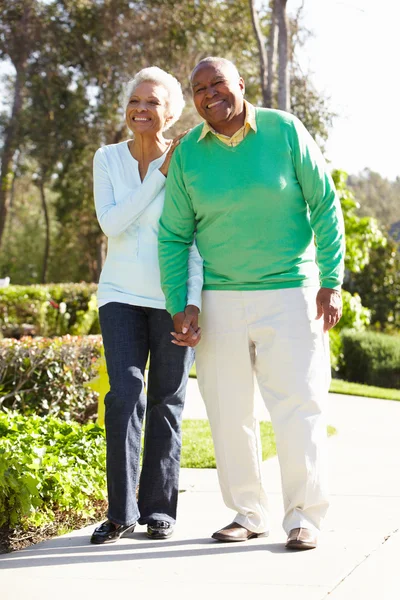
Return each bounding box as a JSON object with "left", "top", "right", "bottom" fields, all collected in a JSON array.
[{"left": 90, "top": 57, "right": 345, "bottom": 550}]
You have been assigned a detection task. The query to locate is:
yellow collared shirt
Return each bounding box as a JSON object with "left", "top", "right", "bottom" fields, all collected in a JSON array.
[{"left": 198, "top": 100, "right": 257, "bottom": 147}]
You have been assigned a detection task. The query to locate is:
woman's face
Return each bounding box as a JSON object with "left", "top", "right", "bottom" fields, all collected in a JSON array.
[{"left": 125, "top": 81, "right": 171, "bottom": 135}]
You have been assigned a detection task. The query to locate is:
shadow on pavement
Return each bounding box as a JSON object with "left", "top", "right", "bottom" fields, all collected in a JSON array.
[{"left": 0, "top": 536, "right": 289, "bottom": 569}]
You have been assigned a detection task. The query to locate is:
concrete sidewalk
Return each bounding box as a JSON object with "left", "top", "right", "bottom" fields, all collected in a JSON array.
[{"left": 1, "top": 379, "right": 399, "bottom": 599}]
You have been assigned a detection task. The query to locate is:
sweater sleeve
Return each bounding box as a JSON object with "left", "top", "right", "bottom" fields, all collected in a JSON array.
[
  {"left": 290, "top": 118, "right": 345, "bottom": 289},
  {"left": 158, "top": 148, "right": 197, "bottom": 316},
  {"left": 93, "top": 148, "right": 166, "bottom": 237}
]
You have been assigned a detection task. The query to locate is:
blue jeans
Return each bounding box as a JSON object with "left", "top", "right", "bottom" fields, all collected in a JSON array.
[{"left": 99, "top": 302, "right": 194, "bottom": 526}]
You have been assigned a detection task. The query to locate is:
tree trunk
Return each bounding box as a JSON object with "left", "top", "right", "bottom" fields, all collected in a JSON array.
[
  {"left": 6, "top": 150, "right": 21, "bottom": 235},
  {"left": 0, "top": 3, "right": 32, "bottom": 248},
  {"left": 0, "top": 67, "right": 25, "bottom": 247},
  {"left": 266, "top": 0, "right": 277, "bottom": 107},
  {"left": 276, "top": 0, "right": 290, "bottom": 112},
  {"left": 39, "top": 179, "right": 50, "bottom": 284},
  {"left": 248, "top": 0, "right": 269, "bottom": 106}
]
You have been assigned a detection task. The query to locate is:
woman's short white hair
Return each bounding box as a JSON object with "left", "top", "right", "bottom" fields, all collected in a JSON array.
[{"left": 123, "top": 67, "right": 185, "bottom": 131}]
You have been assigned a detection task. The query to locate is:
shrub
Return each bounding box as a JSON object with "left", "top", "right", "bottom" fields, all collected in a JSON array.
[
  {"left": 340, "top": 330, "right": 400, "bottom": 389},
  {"left": 329, "top": 328, "right": 342, "bottom": 374},
  {"left": 329, "top": 290, "right": 370, "bottom": 375},
  {"left": 0, "top": 411, "right": 106, "bottom": 529},
  {"left": 336, "top": 290, "right": 371, "bottom": 332},
  {"left": 0, "top": 335, "right": 102, "bottom": 422},
  {"left": 0, "top": 283, "right": 100, "bottom": 338}
]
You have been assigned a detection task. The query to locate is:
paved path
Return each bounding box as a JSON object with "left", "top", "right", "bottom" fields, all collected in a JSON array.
[{"left": 1, "top": 379, "right": 399, "bottom": 599}]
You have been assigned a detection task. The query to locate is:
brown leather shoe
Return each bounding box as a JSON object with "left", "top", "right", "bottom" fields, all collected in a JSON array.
[
  {"left": 212, "top": 521, "right": 268, "bottom": 542},
  {"left": 285, "top": 527, "right": 317, "bottom": 550}
]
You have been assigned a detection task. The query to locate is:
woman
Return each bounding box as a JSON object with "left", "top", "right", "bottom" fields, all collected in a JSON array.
[{"left": 90, "top": 67, "right": 203, "bottom": 544}]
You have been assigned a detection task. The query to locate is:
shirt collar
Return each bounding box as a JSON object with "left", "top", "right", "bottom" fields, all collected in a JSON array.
[{"left": 198, "top": 100, "right": 257, "bottom": 142}]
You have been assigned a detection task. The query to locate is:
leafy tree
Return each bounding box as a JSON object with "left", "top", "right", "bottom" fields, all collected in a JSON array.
[
  {"left": 347, "top": 169, "right": 400, "bottom": 230},
  {"left": 331, "top": 170, "right": 400, "bottom": 330},
  {"left": 247, "top": 0, "right": 334, "bottom": 144},
  {"left": 0, "top": 0, "right": 42, "bottom": 247},
  {"left": 350, "top": 239, "right": 400, "bottom": 329},
  {"left": 332, "top": 170, "right": 386, "bottom": 275},
  {"left": 249, "top": 0, "right": 290, "bottom": 111}
]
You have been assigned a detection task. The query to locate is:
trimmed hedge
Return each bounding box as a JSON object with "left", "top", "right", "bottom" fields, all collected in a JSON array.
[
  {"left": 0, "top": 411, "right": 106, "bottom": 529},
  {"left": 340, "top": 330, "right": 400, "bottom": 389},
  {"left": 0, "top": 335, "right": 102, "bottom": 422},
  {"left": 0, "top": 283, "right": 100, "bottom": 338}
]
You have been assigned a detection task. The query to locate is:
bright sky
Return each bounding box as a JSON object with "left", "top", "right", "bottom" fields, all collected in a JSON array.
[{"left": 289, "top": 0, "right": 400, "bottom": 180}]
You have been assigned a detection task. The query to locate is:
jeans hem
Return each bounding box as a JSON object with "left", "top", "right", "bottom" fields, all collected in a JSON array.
[{"left": 138, "top": 514, "right": 176, "bottom": 526}]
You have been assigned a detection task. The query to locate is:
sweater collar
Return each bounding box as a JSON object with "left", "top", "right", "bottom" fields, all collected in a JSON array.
[{"left": 197, "top": 100, "right": 257, "bottom": 142}]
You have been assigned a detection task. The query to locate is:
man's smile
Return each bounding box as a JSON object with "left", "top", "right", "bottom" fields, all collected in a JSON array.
[{"left": 206, "top": 99, "right": 225, "bottom": 109}]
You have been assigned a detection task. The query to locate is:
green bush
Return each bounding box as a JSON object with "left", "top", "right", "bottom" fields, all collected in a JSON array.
[
  {"left": 0, "top": 283, "right": 100, "bottom": 338},
  {"left": 329, "top": 328, "right": 342, "bottom": 374},
  {"left": 340, "top": 330, "right": 400, "bottom": 389},
  {"left": 0, "top": 411, "right": 106, "bottom": 529},
  {"left": 0, "top": 335, "right": 102, "bottom": 422},
  {"left": 337, "top": 290, "right": 371, "bottom": 332},
  {"left": 329, "top": 290, "right": 370, "bottom": 375}
]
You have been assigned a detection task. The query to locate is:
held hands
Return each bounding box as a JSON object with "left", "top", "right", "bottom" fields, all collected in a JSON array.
[
  {"left": 159, "top": 130, "right": 190, "bottom": 177},
  {"left": 316, "top": 288, "right": 342, "bottom": 332},
  {"left": 171, "top": 305, "right": 201, "bottom": 347}
]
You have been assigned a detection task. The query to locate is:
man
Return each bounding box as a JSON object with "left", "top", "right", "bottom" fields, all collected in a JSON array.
[{"left": 158, "top": 57, "right": 345, "bottom": 550}]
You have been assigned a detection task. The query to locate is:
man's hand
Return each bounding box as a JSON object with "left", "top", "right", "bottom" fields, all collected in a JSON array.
[
  {"left": 171, "top": 304, "right": 201, "bottom": 347},
  {"left": 316, "top": 288, "right": 342, "bottom": 332}
]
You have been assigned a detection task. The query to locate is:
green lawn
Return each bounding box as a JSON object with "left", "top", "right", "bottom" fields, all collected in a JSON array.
[
  {"left": 181, "top": 419, "right": 336, "bottom": 468},
  {"left": 189, "top": 363, "right": 400, "bottom": 402},
  {"left": 329, "top": 378, "right": 400, "bottom": 401}
]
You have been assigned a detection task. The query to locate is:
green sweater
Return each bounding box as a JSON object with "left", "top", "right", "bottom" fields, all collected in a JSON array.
[{"left": 159, "top": 108, "right": 345, "bottom": 316}]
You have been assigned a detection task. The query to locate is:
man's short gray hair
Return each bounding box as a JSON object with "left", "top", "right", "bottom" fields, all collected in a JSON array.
[
  {"left": 123, "top": 66, "right": 185, "bottom": 131},
  {"left": 190, "top": 57, "right": 241, "bottom": 83}
]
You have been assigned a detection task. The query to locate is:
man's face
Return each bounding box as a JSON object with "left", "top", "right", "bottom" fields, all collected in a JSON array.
[{"left": 191, "top": 62, "right": 245, "bottom": 134}]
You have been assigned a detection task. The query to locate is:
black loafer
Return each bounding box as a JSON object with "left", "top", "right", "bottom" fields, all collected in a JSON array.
[
  {"left": 90, "top": 520, "right": 136, "bottom": 544},
  {"left": 146, "top": 520, "right": 174, "bottom": 539}
]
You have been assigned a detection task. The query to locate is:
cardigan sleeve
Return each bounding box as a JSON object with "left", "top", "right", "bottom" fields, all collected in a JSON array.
[
  {"left": 186, "top": 239, "right": 203, "bottom": 311},
  {"left": 93, "top": 148, "right": 166, "bottom": 237}
]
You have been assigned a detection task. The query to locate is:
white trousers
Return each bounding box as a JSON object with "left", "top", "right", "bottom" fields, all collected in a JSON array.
[{"left": 195, "top": 288, "right": 331, "bottom": 535}]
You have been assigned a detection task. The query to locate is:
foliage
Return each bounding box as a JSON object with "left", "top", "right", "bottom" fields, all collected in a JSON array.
[
  {"left": 334, "top": 169, "right": 400, "bottom": 330},
  {"left": 332, "top": 170, "right": 387, "bottom": 274},
  {"left": 336, "top": 290, "right": 371, "bottom": 332},
  {"left": 0, "top": 283, "right": 99, "bottom": 338},
  {"left": 290, "top": 73, "right": 335, "bottom": 151},
  {"left": 0, "top": 335, "right": 102, "bottom": 422},
  {"left": 0, "top": 411, "right": 106, "bottom": 529},
  {"left": 329, "top": 328, "right": 342, "bottom": 375},
  {"left": 347, "top": 169, "right": 400, "bottom": 231},
  {"left": 330, "top": 287, "right": 372, "bottom": 374},
  {"left": 349, "top": 239, "right": 400, "bottom": 330},
  {"left": 340, "top": 330, "right": 400, "bottom": 389},
  {"left": 0, "top": 174, "right": 101, "bottom": 284}
]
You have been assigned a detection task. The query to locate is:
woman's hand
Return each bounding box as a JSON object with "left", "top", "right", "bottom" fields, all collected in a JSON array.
[{"left": 159, "top": 130, "right": 190, "bottom": 177}]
